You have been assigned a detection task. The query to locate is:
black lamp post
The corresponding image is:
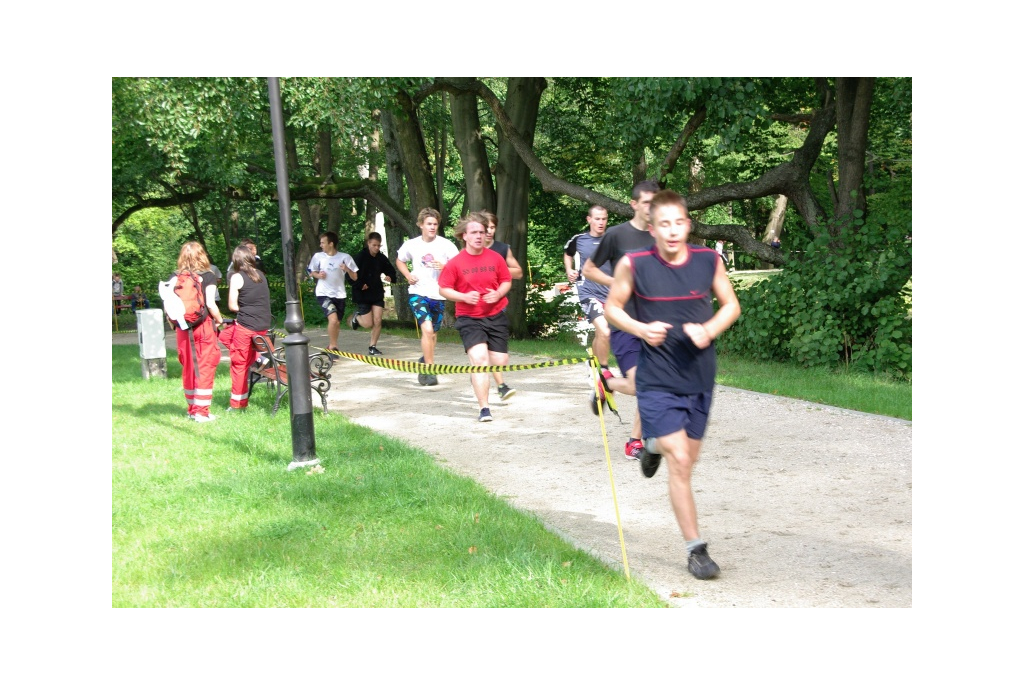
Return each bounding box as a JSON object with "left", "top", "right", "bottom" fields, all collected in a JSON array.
[{"left": 267, "top": 77, "right": 319, "bottom": 471}]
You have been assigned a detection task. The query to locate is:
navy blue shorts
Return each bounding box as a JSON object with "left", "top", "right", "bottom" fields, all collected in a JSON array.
[
  {"left": 638, "top": 389, "right": 714, "bottom": 441},
  {"left": 317, "top": 296, "right": 346, "bottom": 320},
  {"left": 610, "top": 328, "right": 641, "bottom": 373}
]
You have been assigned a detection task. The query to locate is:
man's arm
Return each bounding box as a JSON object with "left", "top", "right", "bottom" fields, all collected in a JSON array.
[
  {"left": 563, "top": 253, "right": 578, "bottom": 282},
  {"left": 582, "top": 257, "right": 614, "bottom": 288},
  {"left": 505, "top": 251, "right": 524, "bottom": 280},
  {"left": 683, "top": 259, "right": 742, "bottom": 348},
  {"left": 603, "top": 257, "right": 671, "bottom": 347},
  {"left": 395, "top": 255, "right": 417, "bottom": 284}
]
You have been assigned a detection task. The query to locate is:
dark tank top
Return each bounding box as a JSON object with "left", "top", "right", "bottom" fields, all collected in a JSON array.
[
  {"left": 630, "top": 245, "right": 718, "bottom": 394},
  {"left": 236, "top": 270, "right": 272, "bottom": 332}
]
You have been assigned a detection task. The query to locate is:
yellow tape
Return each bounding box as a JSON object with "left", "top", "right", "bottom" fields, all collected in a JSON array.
[{"left": 315, "top": 346, "right": 595, "bottom": 375}]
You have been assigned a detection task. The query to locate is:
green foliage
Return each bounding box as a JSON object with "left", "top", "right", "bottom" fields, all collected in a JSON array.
[
  {"left": 113, "top": 208, "right": 191, "bottom": 293},
  {"left": 717, "top": 216, "right": 912, "bottom": 378},
  {"left": 524, "top": 285, "right": 579, "bottom": 339}
]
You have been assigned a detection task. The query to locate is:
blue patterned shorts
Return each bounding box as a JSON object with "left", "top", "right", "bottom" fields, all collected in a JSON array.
[{"left": 409, "top": 295, "right": 445, "bottom": 330}]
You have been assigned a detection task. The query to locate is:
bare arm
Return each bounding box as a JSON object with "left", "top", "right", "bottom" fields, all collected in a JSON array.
[
  {"left": 205, "top": 283, "right": 224, "bottom": 324},
  {"left": 582, "top": 257, "right": 614, "bottom": 288},
  {"left": 603, "top": 257, "right": 672, "bottom": 347},
  {"left": 505, "top": 252, "right": 524, "bottom": 280},
  {"left": 683, "top": 259, "right": 742, "bottom": 348},
  {"left": 563, "top": 253, "right": 578, "bottom": 282},
  {"left": 227, "top": 273, "right": 243, "bottom": 313},
  {"left": 395, "top": 258, "right": 417, "bottom": 284}
]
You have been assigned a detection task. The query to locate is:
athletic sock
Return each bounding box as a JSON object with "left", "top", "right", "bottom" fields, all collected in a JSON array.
[
  {"left": 644, "top": 437, "right": 660, "bottom": 454},
  {"left": 685, "top": 538, "right": 706, "bottom": 554}
]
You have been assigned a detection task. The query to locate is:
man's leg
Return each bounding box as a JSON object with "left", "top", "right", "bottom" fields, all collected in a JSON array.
[
  {"left": 420, "top": 320, "right": 436, "bottom": 363},
  {"left": 657, "top": 429, "right": 703, "bottom": 540},
  {"left": 592, "top": 315, "right": 611, "bottom": 368},
  {"left": 467, "top": 342, "right": 491, "bottom": 409},
  {"left": 369, "top": 305, "right": 384, "bottom": 347},
  {"left": 326, "top": 311, "right": 340, "bottom": 349}
]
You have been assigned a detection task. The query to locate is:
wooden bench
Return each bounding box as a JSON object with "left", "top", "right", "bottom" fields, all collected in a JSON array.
[{"left": 247, "top": 334, "right": 334, "bottom": 414}]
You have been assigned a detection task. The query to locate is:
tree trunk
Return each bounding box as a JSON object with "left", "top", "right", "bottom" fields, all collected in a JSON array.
[
  {"left": 451, "top": 89, "right": 496, "bottom": 213},
  {"left": 392, "top": 89, "right": 438, "bottom": 222},
  {"left": 380, "top": 110, "right": 412, "bottom": 323},
  {"left": 834, "top": 77, "right": 875, "bottom": 233},
  {"left": 495, "top": 77, "right": 546, "bottom": 337}
]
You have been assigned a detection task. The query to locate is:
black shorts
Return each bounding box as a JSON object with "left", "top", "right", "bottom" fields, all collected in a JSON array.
[
  {"left": 454, "top": 312, "right": 510, "bottom": 353},
  {"left": 354, "top": 301, "right": 384, "bottom": 316},
  {"left": 317, "top": 296, "right": 346, "bottom": 320}
]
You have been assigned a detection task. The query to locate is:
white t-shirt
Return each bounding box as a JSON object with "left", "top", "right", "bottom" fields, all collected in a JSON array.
[
  {"left": 209, "top": 264, "right": 222, "bottom": 301},
  {"left": 396, "top": 236, "right": 460, "bottom": 300},
  {"left": 308, "top": 251, "right": 358, "bottom": 299}
]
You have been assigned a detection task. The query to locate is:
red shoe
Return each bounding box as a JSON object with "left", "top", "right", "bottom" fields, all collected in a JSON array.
[{"left": 625, "top": 438, "right": 643, "bottom": 460}]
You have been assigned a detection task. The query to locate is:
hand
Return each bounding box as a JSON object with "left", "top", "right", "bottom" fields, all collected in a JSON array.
[
  {"left": 361, "top": 283, "right": 369, "bottom": 290},
  {"left": 383, "top": 276, "right": 392, "bottom": 284},
  {"left": 407, "top": 274, "right": 419, "bottom": 285},
  {"left": 641, "top": 321, "right": 672, "bottom": 347},
  {"left": 430, "top": 260, "right": 443, "bottom": 270},
  {"left": 464, "top": 291, "right": 481, "bottom": 305},
  {"left": 683, "top": 322, "right": 713, "bottom": 349},
  {"left": 567, "top": 269, "right": 579, "bottom": 283},
  {"left": 482, "top": 288, "right": 501, "bottom": 304}
]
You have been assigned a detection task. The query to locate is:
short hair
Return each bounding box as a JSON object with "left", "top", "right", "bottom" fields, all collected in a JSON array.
[
  {"left": 238, "top": 238, "right": 256, "bottom": 249},
  {"left": 367, "top": 232, "right": 382, "bottom": 243},
  {"left": 649, "top": 189, "right": 689, "bottom": 217},
  {"left": 320, "top": 232, "right": 339, "bottom": 249},
  {"left": 453, "top": 213, "right": 488, "bottom": 239},
  {"left": 417, "top": 207, "right": 441, "bottom": 225},
  {"left": 587, "top": 205, "right": 607, "bottom": 217},
  {"left": 176, "top": 241, "right": 212, "bottom": 274},
  {"left": 631, "top": 179, "right": 661, "bottom": 200}
]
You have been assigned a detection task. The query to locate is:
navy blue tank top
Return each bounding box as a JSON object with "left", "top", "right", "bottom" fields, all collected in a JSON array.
[{"left": 630, "top": 245, "right": 719, "bottom": 394}]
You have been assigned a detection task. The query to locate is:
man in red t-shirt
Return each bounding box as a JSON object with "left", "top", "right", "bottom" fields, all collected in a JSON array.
[{"left": 438, "top": 213, "right": 513, "bottom": 423}]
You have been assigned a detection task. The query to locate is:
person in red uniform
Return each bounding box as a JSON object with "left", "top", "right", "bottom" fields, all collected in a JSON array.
[
  {"left": 438, "top": 213, "right": 512, "bottom": 423},
  {"left": 220, "top": 244, "right": 272, "bottom": 411},
  {"left": 173, "top": 241, "right": 225, "bottom": 423}
]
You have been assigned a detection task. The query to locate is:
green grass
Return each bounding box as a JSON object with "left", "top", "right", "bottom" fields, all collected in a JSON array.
[{"left": 112, "top": 347, "right": 666, "bottom": 608}]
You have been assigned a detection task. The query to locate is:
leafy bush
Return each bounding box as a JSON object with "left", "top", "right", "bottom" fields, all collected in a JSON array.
[
  {"left": 717, "top": 215, "right": 911, "bottom": 379},
  {"left": 524, "top": 284, "right": 580, "bottom": 339}
]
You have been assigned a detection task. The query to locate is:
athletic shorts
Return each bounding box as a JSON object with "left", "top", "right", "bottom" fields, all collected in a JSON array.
[
  {"left": 454, "top": 312, "right": 510, "bottom": 353},
  {"left": 579, "top": 297, "right": 605, "bottom": 324},
  {"left": 610, "top": 328, "right": 641, "bottom": 373},
  {"left": 354, "top": 301, "right": 383, "bottom": 316},
  {"left": 409, "top": 295, "right": 445, "bottom": 330},
  {"left": 638, "top": 389, "right": 714, "bottom": 442},
  {"left": 317, "top": 296, "right": 346, "bottom": 320}
]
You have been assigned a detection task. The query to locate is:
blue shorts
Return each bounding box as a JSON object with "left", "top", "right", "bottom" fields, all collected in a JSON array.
[
  {"left": 317, "top": 296, "right": 346, "bottom": 320},
  {"left": 610, "top": 328, "right": 641, "bottom": 373},
  {"left": 637, "top": 389, "right": 714, "bottom": 441},
  {"left": 409, "top": 295, "right": 445, "bottom": 330}
]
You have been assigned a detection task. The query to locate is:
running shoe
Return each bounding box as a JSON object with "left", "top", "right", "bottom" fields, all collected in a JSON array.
[
  {"left": 687, "top": 543, "right": 721, "bottom": 580},
  {"left": 497, "top": 383, "right": 516, "bottom": 400},
  {"left": 418, "top": 356, "right": 428, "bottom": 385},
  {"left": 350, "top": 313, "right": 361, "bottom": 331},
  {"left": 368, "top": 346, "right": 382, "bottom": 356},
  {"left": 639, "top": 439, "right": 662, "bottom": 478},
  {"left": 625, "top": 438, "right": 643, "bottom": 460},
  {"left": 589, "top": 368, "right": 614, "bottom": 416},
  {"left": 193, "top": 414, "right": 218, "bottom": 423},
  {"left": 478, "top": 408, "right": 493, "bottom": 422}
]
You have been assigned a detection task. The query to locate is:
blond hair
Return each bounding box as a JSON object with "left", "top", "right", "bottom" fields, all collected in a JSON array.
[{"left": 176, "top": 241, "right": 212, "bottom": 274}]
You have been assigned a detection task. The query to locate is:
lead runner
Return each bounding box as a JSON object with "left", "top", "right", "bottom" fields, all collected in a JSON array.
[{"left": 604, "top": 189, "right": 741, "bottom": 580}]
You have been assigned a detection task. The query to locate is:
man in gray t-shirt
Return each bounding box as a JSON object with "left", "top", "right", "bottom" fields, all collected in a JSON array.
[{"left": 563, "top": 205, "right": 612, "bottom": 371}]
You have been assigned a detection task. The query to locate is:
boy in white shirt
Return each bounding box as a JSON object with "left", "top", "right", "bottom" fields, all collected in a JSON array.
[
  {"left": 395, "top": 208, "right": 460, "bottom": 386},
  {"left": 308, "top": 231, "right": 358, "bottom": 353}
]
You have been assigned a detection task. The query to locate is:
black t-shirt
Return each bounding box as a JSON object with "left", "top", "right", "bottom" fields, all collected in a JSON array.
[
  {"left": 235, "top": 270, "right": 272, "bottom": 331},
  {"left": 588, "top": 221, "right": 654, "bottom": 322}
]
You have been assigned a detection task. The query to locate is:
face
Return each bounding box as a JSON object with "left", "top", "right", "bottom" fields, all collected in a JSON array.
[
  {"left": 630, "top": 191, "right": 656, "bottom": 227},
  {"left": 367, "top": 238, "right": 381, "bottom": 256},
  {"left": 319, "top": 236, "right": 333, "bottom": 252},
  {"left": 485, "top": 221, "right": 497, "bottom": 245},
  {"left": 464, "top": 222, "right": 487, "bottom": 251},
  {"left": 419, "top": 216, "right": 439, "bottom": 240},
  {"left": 649, "top": 202, "right": 692, "bottom": 259},
  {"left": 586, "top": 208, "right": 608, "bottom": 236}
]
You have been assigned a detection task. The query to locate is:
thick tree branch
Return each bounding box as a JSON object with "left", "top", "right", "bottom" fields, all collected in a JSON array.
[{"left": 654, "top": 104, "right": 707, "bottom": 184}]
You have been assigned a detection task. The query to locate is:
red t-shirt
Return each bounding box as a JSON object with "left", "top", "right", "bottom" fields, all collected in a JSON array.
[{"left": 438, "top": 248, "right": 511, "bottom": 318}]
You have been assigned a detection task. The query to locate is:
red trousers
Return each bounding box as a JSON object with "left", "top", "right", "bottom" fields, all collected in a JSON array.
[
  {"left": 176, "top": 319, "right": 220, "bottom": 417},
  {"left": 219, "top": 322, "right": 267, "bottom": 409}
]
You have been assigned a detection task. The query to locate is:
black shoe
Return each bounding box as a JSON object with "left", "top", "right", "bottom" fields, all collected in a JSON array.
[
  {"left": 368, "top": 345, "right": 382, "bottom": 356},
  {"left": 497, "top": 383, "right": 516, "bottom": 400},
  {"left": 687, "top": 543, "right": 720, "bottom": 580},
  {"left": 417, "top": 356, "right": 430, "bottom": 385},
  {"left": 350, "top": 314, "right": 361, "bottom": 331},
  {"left": 639, "top": 445, "right": 662, "bottom": 478},
  {"left": 424, "top": 374, "right": 438, "bottom": 386}
]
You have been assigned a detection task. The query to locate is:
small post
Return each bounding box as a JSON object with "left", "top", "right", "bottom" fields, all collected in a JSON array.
[{"left": 267, "top": 77, "right": 318, "bottom": 471}]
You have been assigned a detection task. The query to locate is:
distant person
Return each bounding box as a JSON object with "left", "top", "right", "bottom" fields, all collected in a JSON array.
[
  {"left": 130, "top": 285, "right": 149, "bottom": 312},
  {"left": 308, "top": 231, "right": 358, "bottom": 355},
  {"left": 480, "top": 210, "right": 523, "bottom": 401},
  {"left": 582, "top": 179, "right": 659, "bottom": 460},
  {"left": 349, "top": 231, "right": 398, "bottom": 357},
  {"left": 395, "top": 208, "right": 460, "bottom": 386},
  {"left": 604, "top": 189, "right": 741, "bottom": 580},
  {"left": 209, "top": 263, "right": 223, "bottom": 304},
  {"left": 112, "top": 273, "right": 124, "bottom": 297},
  {"left": 227, "top": 239, "right": 265, "bottom": 278},
  {"left": 170, "top": 241, "right": 226, "bottom": 423},
  {"left": 563, "top": 205, "right": 613, "bottom": 379},
  {"left": 438, "top": 214, "right": 512, "bottom": 422},
  {"left": 219, "top": 244, "right": 272, "bottom": 412},
  {"left": 770, "top": 238, "right": 781, "bottom": 249},
  {"left": 715, "top": 241, "right": 727, "bottom": 267}
]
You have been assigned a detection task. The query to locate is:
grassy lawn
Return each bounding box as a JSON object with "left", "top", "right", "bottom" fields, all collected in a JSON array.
[{"left": 112, "top": 347, "right": 665, "bottom": 608}]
